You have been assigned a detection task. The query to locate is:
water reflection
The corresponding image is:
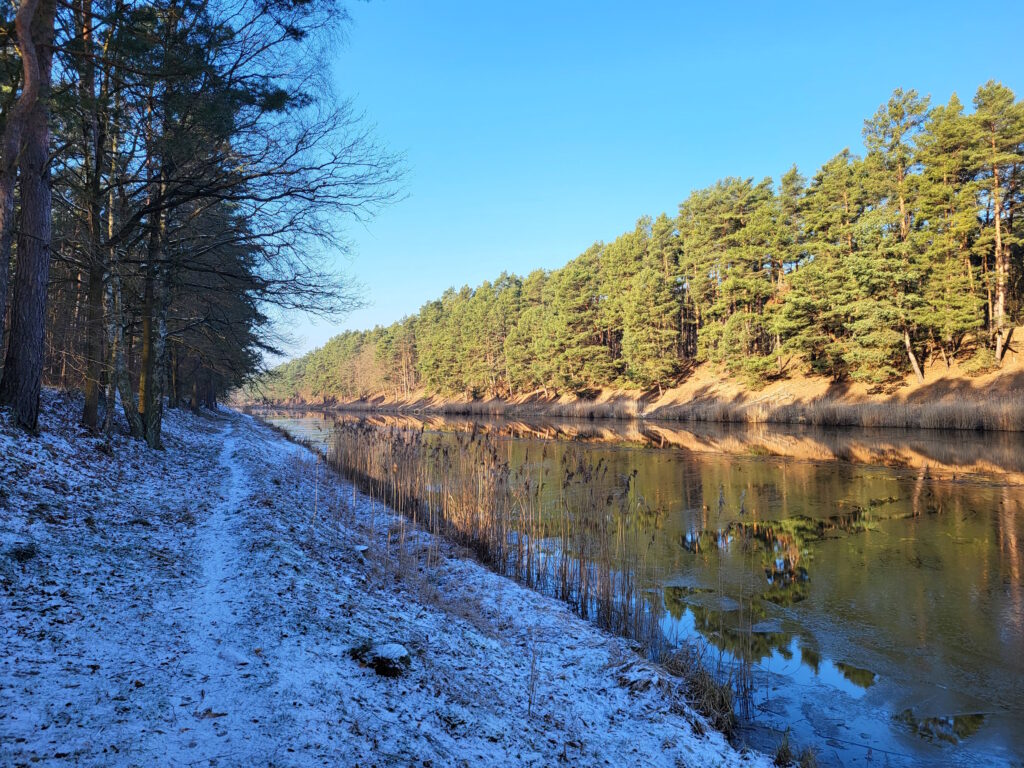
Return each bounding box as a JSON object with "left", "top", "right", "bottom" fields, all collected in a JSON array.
[
  {"left": 250, "top": 407, "right": 1024, "bottom": 482},
  {"left": 253, "top": 408, "right": 1024, "bottom": 767},
  {"left": 835, "top": 662, "right": 877, "bottom": 690},
  {"left": 896, "top": 710, "right": 987, "bottom": 745}
]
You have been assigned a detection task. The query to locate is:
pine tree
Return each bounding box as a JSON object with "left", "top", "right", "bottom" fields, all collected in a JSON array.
[
  {"left": 847, "top": 88, "right": 930, "bottom": 384},
  {"left": 597, "top": 218, "right": 650, "bottom": 370},
  {"left": 549, "top": 247, "right": 616, "bottom": 392},
  {"left": 972, "top": 81, "right": 1024, "bottom": 362},
  {"left": 775, "top": 165, "right": 807, "bottom": 286},
  {"left": 621, "top": 265, "right": 680, "bottom": 391},
  {"left": 504, "top": 270, "right": 549, "bottom": 395},
  {"left": 679, "top": 178, "right": 777, "bottom": 383},
  {"left": 254, "top": 81, "right": 1023, "bottom": 404},
  {"left": 915, "top": 93, "right": 985, "bottom": 365},
  {"left": 778, "top": 151, "right": 865, "bottom": 379}
]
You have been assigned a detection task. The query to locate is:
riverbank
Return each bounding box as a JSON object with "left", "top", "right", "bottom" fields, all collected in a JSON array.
[
  {"left": 248, "top": 357, "right": 1024, "bottom": 431},
  {"left": 0, "top": 391, "right": 770, "bottom": 767}
]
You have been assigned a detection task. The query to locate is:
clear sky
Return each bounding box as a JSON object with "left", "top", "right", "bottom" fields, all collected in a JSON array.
[{"left": 284, "top": 0, "right": 1024, "bottom": 357}]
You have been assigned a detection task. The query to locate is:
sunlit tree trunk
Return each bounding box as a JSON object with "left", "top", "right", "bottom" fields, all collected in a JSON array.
[
  {"left": 991, "top": 156, "right": 1008, "bottom": 363},
  {"left": 904, "top": 329, "right": 925, "bottom": 383}
]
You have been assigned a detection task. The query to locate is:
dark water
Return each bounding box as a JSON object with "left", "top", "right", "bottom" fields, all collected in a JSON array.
[{"left": 256, "top": 409, "right": 1024, "bottom": 767}]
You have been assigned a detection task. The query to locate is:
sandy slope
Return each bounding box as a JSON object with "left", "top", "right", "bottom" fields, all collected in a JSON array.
[
  {"left": 0, "top": 392, "right": 770, "bottom": 767},
  {"left": 262, "top": 344, "right": 1024, "bottom": 420}
]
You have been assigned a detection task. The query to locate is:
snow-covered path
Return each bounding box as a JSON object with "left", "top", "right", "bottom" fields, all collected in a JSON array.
[
  {"left": 190, "top": 427, "right": 251, "bottom": 717},
  {"left": 131, "top": 426, "right": 269, "bottom": 763},
  {"left": 1, "top": 392, "right": 771, "bottom": 767}
]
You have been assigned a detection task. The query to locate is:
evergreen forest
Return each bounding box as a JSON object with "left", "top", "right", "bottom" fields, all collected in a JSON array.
[{"left": 260, "top": 84, "right": 1024, "bottom": 403}]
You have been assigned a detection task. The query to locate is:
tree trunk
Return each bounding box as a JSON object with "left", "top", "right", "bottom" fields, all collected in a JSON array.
[
  {"left": 79, "top": 0, "right": 109, "bottom": 430},
  {"left": 0, "top": 112, "right": 52, "bottom": 430},
  {"left": 0, "top": 0, "right": 43, "bottom": 384},
  {"left": 138, "top": 198, "right": 169, "bottom": 448},
  {"left": 168, "top": 346, "right": 179, "bottom": 409},
  {"left": 82, "top": 262, "right": 104, "bottom": 426},
  {"left": 0, "top": 0, "right": 56, "bottom": 430},
  {"left": 0, "top": 0, "right": 46, "bottom": 375},
  {"left": 904, "top": 328, "right": 924, "bottom": 383},
  {"left": 138, "top": 256, "right": 154, "bottom": 426},
  {"left": 204, "top": 377, "right": 216, "bottom": 409},
  {"left": 0, "top": 164, "right": 15, "bottom": 373},
  {"left": 59, "top": 271, "right": 83, "bottom": 386},
  {"left": 103, "top": 98, "right": 138, "bottom": 436},
  {"left": 102, "top": 273, "right": 119, "bottom": 433},
  {"left": 993, "top": 161, "right": 1007, "bottom": 363},
  {"left": 109, "top": 269, "right": 143, "bottom": 437}
]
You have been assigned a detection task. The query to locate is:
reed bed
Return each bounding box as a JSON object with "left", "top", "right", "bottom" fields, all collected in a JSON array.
[
  {"left": 430, "top": 398, "right": 641, "bottom": 420},
  {"left": 652, "top": 394, "right": 1024, "bottom": 431},
  {"left": 323, "top": 421, "right": 758, "bottom": 734},
  {"left": 254, "top": 391, "right": 1024, "bottom": 432},
  {"left": 286, "top": 396, "right": 644, "bottom": 420},
  {"left": 328, "top": 423, "right": 661, "bottom": 639}
]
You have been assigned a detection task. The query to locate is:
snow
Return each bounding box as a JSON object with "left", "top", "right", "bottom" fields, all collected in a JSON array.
[
  {"left": 1, "top": 391, "right": 771, "bottom": 767},
  {"left": 370, "top": 643, "right": 410, "bottom": 662}
]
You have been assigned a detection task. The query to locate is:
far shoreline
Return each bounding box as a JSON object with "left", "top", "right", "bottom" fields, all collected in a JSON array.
[
  {"left": 244, "top": 352, "right": 1024, "bottom": 433},
  {"left": 240, "top": 388, "right": 1024, "bottom": 432}
]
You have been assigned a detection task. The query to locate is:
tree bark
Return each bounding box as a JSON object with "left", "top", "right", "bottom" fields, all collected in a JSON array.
[
  {"left": 138, "top": 196, "right": 169, "bottom": 448},
  {"left": 106, "top": 263, "right": 143, "bottom": 437},
  {"left": 82, "top": 261, "right": 104, "bottom": 427},
  {"left": 991, "top": 153, "right": 1007, "bottom": 363},
  {"left": 0, "top": 0, "right": 43, "bottom": 378},
  {"left": 102, "top": 272, "right": 119, "bottom": 433},
  {"left": 168, "top": 346, "right": 179, "bottom": 409},
  {"left": 79, "top": 0, "right": 110, "bottom": 429},
  {"left": 0, "top": 0, "right": 56, "bottom": 430},
  {"left": 138, "top": 237, "right": 158, "bottom": 444},
  {"left": 904, "top": 328, "right": 925, "bottom": 383}
]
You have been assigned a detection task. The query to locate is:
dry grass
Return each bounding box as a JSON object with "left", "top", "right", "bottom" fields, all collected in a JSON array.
[
  {"left": 773, "top": 729, "right": 794, "bottom": 766},
  {"left": 320, "top": 420, "right": 764, "bottom": 745},
  {"left": 248, "top": 390, "right": 1024, "bottom": 433},
  {"left": 325, "top": 423, "right": 665, "bottom": 639},
  {"left": 650, "top": 394, "right": 1024, "bottom": 431},
  {"left": 431, "top": 398, "right": 641, "bottom": 421},
  {"left": 662, "top": 646, "right": 738, "bottom": 738},
  {"left": 770, "top": 727, "right": 818, "bottom": 768}
]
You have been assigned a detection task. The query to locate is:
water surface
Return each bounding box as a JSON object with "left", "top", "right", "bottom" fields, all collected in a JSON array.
[{"left": 257, "top": 409, "right": 1024, "bottom": 767}]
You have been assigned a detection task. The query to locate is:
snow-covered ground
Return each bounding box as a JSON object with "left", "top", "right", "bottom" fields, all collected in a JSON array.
[{"left": 1, "top": 391, "right": 771, "bottom": 767}]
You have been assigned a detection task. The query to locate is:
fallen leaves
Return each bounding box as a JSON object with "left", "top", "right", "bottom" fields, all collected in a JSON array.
[{"left": 196, "top": 708, "right": 228, "bottom": 719}]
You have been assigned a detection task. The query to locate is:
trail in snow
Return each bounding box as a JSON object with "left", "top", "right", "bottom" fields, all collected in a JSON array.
[{"left": 182, "top": 426, "right": 251, "bottom": 748}]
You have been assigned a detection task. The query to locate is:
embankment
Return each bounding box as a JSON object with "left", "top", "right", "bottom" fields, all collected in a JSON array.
[
  {"left": 249, "top": 356, "right": 1024, "bottom": 431},
  {"left": 0, "top": 390, "right": 770, "bottom": 767}
]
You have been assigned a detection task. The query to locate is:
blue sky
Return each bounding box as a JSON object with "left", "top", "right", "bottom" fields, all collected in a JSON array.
[{"left": 285, "top": 0, "right": 1024, "bottom": 357}]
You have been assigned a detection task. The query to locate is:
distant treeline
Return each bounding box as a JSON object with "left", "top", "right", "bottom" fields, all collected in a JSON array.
[{"left": 258, "top": 83, "right": 1024, "bottom": 403}]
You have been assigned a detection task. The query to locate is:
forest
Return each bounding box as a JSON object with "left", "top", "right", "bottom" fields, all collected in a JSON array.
[
  {"left": 0, "top": 0, "right": 396, "bottom": 444},
  {"left": 258, "top": 83, "right": 1024, "bottom": 404}
]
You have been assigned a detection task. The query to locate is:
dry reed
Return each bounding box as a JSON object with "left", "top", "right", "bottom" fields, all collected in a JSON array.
[
  {"left": 323, "top": 420, "right": 752, "bottom": 735},
  {"left": 651, "top": 394, "right": 1024, "bottom": 431},
  {"left": 249, "top": 391, "right": 1024, "bottom": 432}
]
